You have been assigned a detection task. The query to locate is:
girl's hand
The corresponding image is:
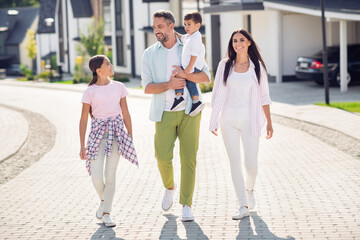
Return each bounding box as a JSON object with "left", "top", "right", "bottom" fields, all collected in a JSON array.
[
  {"left": 266, "top": 124, "right": 273, "bottom": 139},
  {"left": 80, "top": 147, "right": 87, "bottom": 160},
  {"left": 211, "top": 129, "right": 218, "bottom": 136}
]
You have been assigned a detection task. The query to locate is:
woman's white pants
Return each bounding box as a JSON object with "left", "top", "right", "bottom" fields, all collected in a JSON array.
[
  {"left": 90, "top": 134, "right": 120, "bottom": 213},
  {"left": 219, "top": 118, "right": 259, "bottom": 207}
]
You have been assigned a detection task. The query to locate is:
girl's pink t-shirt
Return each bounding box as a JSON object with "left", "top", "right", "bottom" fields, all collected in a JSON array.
[{"left": 81, "top": 80, "right": 129, "bottom": 120}]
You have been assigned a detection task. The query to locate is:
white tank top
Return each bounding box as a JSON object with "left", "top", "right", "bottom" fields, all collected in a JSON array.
[{"left": 221, "top": 70, "right": 253, "bottom": 120}]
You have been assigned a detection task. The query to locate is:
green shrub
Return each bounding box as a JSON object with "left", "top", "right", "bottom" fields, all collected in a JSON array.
[
  {"left": 36, "top": 71, "right": 53, "bottom": 80},
  {"left": 200, "top": 80, "right": 214, "bottom": 93},
  {"left": 20, "top": 64, "right": 34, "bottom": 80},
  {"left": 112, "top": 72, "right": 130, "bottom": 83},
  {"left": 73, "top": 76, "right": 91, "bottom": 84}
]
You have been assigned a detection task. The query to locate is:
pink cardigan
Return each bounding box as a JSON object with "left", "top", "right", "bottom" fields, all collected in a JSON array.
[{"left": 209, "top": 59, "right": 272, "bottom": 137}]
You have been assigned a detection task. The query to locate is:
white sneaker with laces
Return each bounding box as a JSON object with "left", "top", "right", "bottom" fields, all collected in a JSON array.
[
  {"left": 96, "top": 201, "right": 104, "bottom": 219},
  {"left": 232, "top": 206, "right": 250, "bottom": 220},
  {"left": 102, "top": 214, "right": 116, "bottom": 227},
  {"left": 162, "top": 184, "right": 176, "bottom": 211},
  {"left": 182, "top": 205, "right": 194, "bottom": 222},
  {"left": 246, "top": 189, "right": 255, "bottom": 210}
]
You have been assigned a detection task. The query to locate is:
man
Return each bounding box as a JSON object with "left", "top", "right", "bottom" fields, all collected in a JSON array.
[{"left": 141, "top": 10, "right": 210, "bottom": 222}]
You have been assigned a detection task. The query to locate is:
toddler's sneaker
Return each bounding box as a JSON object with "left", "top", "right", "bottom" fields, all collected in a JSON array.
[
  {"left": 189, "top": 101, "right": 204, "bottom": 117},
  {"left": 232, "top": 206, "right": 250, "bottom": 220},
  {"left": 170, "top": 97, "right": 185, "bottom": 111}
]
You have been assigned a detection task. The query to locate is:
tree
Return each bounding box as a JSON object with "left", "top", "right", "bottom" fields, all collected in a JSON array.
[
  {"left": 78, "top": 18, "right": 106, "bottom": 57},
  {"left": 25, "top": 29, "right": 37, "bottom": 72}
]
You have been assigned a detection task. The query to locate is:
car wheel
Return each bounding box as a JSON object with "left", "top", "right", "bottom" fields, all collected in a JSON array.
[
  {"left": 336, "top": 71, "right": 351, "bottom": 86},
  {"left": 314, "top": 79, "right": 323, "bottom": 85}
]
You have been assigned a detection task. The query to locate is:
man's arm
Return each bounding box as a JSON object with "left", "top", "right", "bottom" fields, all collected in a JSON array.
[{"left": 172, "top": 65, "right": 210, "bottom": 84}]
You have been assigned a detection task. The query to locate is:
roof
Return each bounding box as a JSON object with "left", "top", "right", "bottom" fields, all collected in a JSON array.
[
  {"left": 70, "top": 0, "right": 93, "bottom": 18},
  {"left": 0, "top": 7, "right": 39, "bottom": 45},
  {"left": 264, "top": 0, "right": 360, "bottom": 15},
  {"left": 37, "top": 0, "right": 56, "bottom": 34},
  {"left": 203, "top": 0, "right": 264, "bottom": 14}
]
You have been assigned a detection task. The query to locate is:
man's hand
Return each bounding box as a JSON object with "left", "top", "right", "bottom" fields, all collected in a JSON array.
[
  {"left": 168, "top": 71, "right": 186, "bottom": 90},
  {"left": 172, "top": 65, "right": 186, "bottom": 79}
]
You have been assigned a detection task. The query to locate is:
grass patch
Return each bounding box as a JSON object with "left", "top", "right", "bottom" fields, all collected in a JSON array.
[
  {"left": 315, "top": 102, "right": 360, "bottom": 113},
  {"left": 51, "top": 80, "right": 74, "bottom": 84}
]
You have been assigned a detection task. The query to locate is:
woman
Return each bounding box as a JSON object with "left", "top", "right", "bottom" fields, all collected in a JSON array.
[{"left": 209, "top": 29, "right": 273, "bottom": 220}]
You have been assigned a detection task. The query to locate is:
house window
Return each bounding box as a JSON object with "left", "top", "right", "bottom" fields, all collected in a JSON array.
[
  {"left": 115, "top": 0, "right": 125, "bottom": 66},
  {"left": 103, "top": 0, "right": 111, "bottom": 36}
]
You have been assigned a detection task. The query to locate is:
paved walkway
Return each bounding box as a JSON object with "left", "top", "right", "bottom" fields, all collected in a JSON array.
[
  {"left": 0, "top": 79, "right": 359, "bottom": 239},
  {"left": 0, "top": 105, "right": 28, "bottom": 162}
]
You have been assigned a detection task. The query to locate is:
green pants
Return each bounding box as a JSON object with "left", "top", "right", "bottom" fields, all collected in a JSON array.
[{"left": 155, "top": 110, "right": 201, "bottom": 206}]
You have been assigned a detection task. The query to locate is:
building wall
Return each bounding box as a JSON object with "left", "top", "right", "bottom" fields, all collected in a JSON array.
[
  {"left": 36, "top": 33, "right": 58, "bottom": 73},
  {"left": 251, "top": 10, "right": 276, "bottom": 77},
  {"left": 281, "top": 13, "right": 322, "bottom": 75},
  {"left": 219, "top": 12, "right": 245, "bottom": 60}
]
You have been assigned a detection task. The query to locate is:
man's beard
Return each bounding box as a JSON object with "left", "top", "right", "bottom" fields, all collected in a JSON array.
[{"left": 158, "top": 33, "right": 169, "bottom": 43}]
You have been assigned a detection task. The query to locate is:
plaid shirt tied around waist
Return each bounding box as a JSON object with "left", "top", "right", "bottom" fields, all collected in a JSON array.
[{"left": 85, "top": 114, "right": 138, "bottom": 175}]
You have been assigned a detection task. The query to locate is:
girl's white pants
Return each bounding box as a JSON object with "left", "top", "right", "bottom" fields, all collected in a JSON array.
[
  {"left": 219, "top": 117, "right": 259, "bottom": 207},
  {"left": 90, "top": 134, "right": 120, "bottom": 213}
]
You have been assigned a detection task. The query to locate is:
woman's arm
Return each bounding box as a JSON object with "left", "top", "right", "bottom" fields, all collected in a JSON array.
[
  {"left": 262, "top": 105, "right": 273, "bottom": 139},
  {"left": 120, "top": 97, "right": 133, "bottom": 139},
  {"left": 79, "top": 103, "right": 90, "bottom": 160}
]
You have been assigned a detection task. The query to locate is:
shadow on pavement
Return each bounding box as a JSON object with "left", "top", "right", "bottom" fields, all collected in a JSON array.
[
  {"left": 237, "top": 212, "right": 295, "bottom": 240},
  {"left": 91, "top": 223, "right": 125, "bottom": 240},
  {"left": 160, "top": 213, "right": 209, "bottom": 239}
]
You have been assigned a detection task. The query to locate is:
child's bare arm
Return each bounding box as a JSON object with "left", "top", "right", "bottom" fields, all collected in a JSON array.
[{"left": 184, "top": 55, "right": 197, "bottom": 74}]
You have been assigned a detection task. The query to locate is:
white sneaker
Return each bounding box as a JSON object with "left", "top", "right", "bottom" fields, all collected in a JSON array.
[
  {"left": 96, "top": 201, "right": 104, "bottom": 219},
  {"left": 232, "top": 206, "right": 250, "bottom": 220},
  {"left": 102, "top": 214, "right": 116, "bottom": 227},
  {"left": 162, "top": 184, "right": 176, "bottom": 211},
  {"left": 246, "top": 189, "right": 255, "bottom": 210},
  {"left": 182, "top": 205, "right": 194, "bottom": 222}
]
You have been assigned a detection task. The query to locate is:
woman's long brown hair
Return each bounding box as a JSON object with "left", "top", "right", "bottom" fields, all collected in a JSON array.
[
  {"left": 223, "top": 29, "right": 267, "bottom": 85},
  {"left": 88, "top": 55, "right": 106, "bottom": 118}
]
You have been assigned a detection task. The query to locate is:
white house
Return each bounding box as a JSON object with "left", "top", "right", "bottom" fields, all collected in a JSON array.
[{"left": 203, "top": 0, "right": 360, "bottom": 92}]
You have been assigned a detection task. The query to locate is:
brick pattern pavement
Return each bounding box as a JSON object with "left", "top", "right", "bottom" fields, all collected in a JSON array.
[
  {"left": 0, "top": 85, "right": 359, "bottom": 239},
  {"left": 0, "top": 105, "right": 28, "bottom": 162}
]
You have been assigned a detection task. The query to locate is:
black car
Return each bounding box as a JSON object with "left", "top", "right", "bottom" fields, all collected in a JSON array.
[
  {"left": 295, "top": 44, "right": 360, "bottom": 86},
  {"left": 6, "top": 64, "right": 24, "bottom": 76}
]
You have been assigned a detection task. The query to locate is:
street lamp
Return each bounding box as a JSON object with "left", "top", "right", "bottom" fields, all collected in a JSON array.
[{"left": 44, "top": 18, "right": 54, "bottom": 68}]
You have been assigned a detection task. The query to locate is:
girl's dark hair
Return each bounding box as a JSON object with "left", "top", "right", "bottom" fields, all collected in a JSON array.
[
  {"left": 88, "top": 55, "right": 106, "bottom": 117},
  {"left": 223, "top": 29, "right": 267, "bottom": 85}
]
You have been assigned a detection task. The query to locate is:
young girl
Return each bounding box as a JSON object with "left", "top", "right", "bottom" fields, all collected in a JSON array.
[
  {"left": 210, "top": 29, "right": 273, "bottom": 220},
  {"left": 79, "top": 55, "right": 138, "bottom": 227}
]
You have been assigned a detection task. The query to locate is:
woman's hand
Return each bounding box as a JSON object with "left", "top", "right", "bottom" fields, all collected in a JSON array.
[
  {"left": 266, "top": 124, "right": 273, "bottom": 139},
  {"left": 80, "top": 147, "right": 87, "bottom": 160},
  {"left": 211, "top": 129, "right": 218, "bottom": 136}
]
